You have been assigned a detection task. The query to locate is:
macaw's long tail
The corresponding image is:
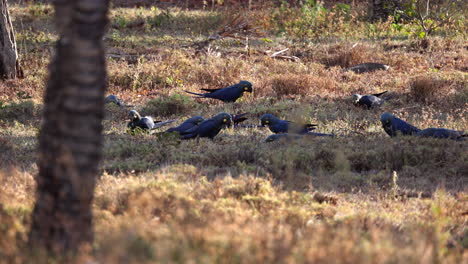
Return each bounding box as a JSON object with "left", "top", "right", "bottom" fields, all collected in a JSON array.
[
  {"left": 372, "top": 91, "right": 388, "bottom": 97},
  {"left": 184, "top": 91, "right": 207, "bottom": 98},
  {"left": 233, "top": 124, "right": 264, "bottom": 129},
  {"left": 305, "top": 132, "right": 336, "bottom": 138},
  {"left": 151, "top": 119, "right": 177, "bottom": 130}
]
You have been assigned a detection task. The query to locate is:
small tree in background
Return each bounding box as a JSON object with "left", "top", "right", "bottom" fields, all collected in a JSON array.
[
  {"left": 403, "top": 0, "right": 463, "bottom": 37},
  {"left": 0, "top": 0, "right": 23, "bottom": 79}
]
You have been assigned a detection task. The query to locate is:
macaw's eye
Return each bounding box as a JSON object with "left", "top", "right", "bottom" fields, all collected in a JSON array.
[
  {"left": 223, "top": 118, "right": 227, "bottom": 123},
  {"left": 265, "top": 120, "right": 270, "bottom": 124},
  {"left": 244, "top": 87, "right": 249, "bottom": 91}
]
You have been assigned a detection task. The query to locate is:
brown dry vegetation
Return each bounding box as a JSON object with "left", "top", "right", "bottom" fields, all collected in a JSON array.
[{"left": 0, "top": 1, "right": 467, "bottom": 263}]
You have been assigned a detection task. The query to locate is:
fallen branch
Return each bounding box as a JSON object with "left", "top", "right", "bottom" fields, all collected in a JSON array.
[
  {"left": 270, "top": 48, "right": 289, "bottom": 58},
  {"left": 263, "top": 48, "right": 301, "bottom": 62}
]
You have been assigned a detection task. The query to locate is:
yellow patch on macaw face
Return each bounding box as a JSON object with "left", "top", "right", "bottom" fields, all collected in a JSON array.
[
  {"left": 223, "top": 118, "right": 228, "bottom": 123},
  {"left": 265, "top": 120, "right": 270, "bottom": 124},
  {"left": 244, "top": 87, "right": 249, "bottom": 91}
]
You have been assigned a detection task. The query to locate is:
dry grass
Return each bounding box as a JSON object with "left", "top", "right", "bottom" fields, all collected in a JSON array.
[
  {"left": 264, "top": 74, "right": 337, "bottom": 99},
  {"left": 410, "top": 75, "right": 453, "bottom": 103},
  {"left": 0, "top": 169, "right": 466, "bottom": 263},
  {"left": 321, "top": 44, "right": 373, "bottom": 68},
  {"left": 0, "top": 2, "right": 467, "bottom": 263}
]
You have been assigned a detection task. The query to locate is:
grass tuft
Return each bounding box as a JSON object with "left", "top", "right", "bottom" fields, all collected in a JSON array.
[
  {"left": 410, "top": 75, "right": 449, "bottom": 103},
  {"left": 141, "top": 94, "right": 199, "bottom": 117}
]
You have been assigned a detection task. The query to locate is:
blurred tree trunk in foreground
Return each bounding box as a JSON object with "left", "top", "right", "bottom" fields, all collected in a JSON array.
[
  {"left": 0, "top": 0, "right": 23, "bottom": 79},
  {"left": 29, "top": 0, "right": 109, "bottom": 257}
]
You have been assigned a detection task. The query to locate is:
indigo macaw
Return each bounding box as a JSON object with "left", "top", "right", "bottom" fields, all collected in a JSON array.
[
  {"left": 105, "top": 94, "right": 124, "bottom": 107},
  {"left": 185, "top": 80, "right": 253, "bottom": 103},
  {"left": 127, "top": 110, "right": 176, "bottom": 131},
  {"left": 352, "top": 91, "right": 388, "bottom": 108},
  {"left": 380, "top": 113, "right": 420, "bottom": 137},
  {"left": 260, "top": 114, "right": 318, "bottom": 134},
  {"left": 180, "top": 113, "right": 232, "bottom": 139}
]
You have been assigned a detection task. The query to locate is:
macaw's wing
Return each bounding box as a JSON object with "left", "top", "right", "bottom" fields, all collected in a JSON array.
[
  {"left": 179, "top": 124, "right": 200, "bottom": 139},
  {"left": 195, "top": 120, "right": 218, "bottom": 136},
  {"left": 393, "top": 119, "right": 420, "bottom": 135},
  {"left": 372, "top": 91, "right": 388, "bottom": 97},
  {"left": 180, "top": 124, "right": 199, "bottom": 135},
  {"left": 151, "top": 119, "right": 177, "bottom": 130},
  {"left": 138, "top": 118, "right": 154, "bottom": 129}
]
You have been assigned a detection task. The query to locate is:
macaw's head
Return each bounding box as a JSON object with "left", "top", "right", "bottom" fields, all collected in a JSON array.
[
  {"left": 213, "top": 112, "right": 233, "bottom": 126},
  {"left": 380, "top": 112, "right": 395, "bottom": 126},
  {"left": 129, "top": 110, "right": 142, "bottom": 122},
  {"left": 260, "top": 113, "right": 278, "bottom": 126},
  {"left": 351, "top": 94, "right": 362, "bottom": 104},
  {"left": 239, "top": 80, "right": 253, "bottom": 93},
  {"left": 186, "top": 116, "right": 205, "bottom": 125}
]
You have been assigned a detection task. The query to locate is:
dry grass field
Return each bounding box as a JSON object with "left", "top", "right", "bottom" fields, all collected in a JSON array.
[{"left": 0, "top": 1, "right": 467, "bottom": 263}]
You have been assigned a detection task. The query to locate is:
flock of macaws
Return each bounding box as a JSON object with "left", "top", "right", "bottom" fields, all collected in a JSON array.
[{"left": 105, "top": 80, "right": 466, "bottom": 142}]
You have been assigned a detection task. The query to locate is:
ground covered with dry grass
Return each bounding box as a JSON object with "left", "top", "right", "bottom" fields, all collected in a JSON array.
[{"left": 0, "top": 2, "right": 467, "bottom": 263}]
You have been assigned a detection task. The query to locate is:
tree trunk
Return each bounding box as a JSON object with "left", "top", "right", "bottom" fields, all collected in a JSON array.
[
  {"left": 0, "top": 0, "right": 23, "bottom": 79},
  {"left": 368, "top": 0, "right": 402, "bottom": 21},
  {"left": 29, "top": 0, "right": 109, "bottom": 257}
]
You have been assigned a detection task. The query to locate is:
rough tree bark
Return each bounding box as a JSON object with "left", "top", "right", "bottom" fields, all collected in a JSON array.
[
  {"left": 0, "top": 0, "right": 23, "bottom": 79},
  {"left": 29, "top": 0, "right": 109, "bottom": 257}
]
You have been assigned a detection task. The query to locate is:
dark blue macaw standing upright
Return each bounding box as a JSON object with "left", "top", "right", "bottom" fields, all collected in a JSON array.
[
  {"left": 180, "top": 113, "right": 232, "bottom": 139},
  {"left": 416, "top": 128, "right": 466, "bottom": 141},
  {"left": 380, "top": 113, "right": 420, "bottom": 137},
  {"left": 352, "top": 91, "right": 388, "bottom": 108},
  {"left": 166, "top": 116, "right": 205, "bottom": 134},
  {"left": 127, "top": 110, "right": 176, "bottom": 131},
  {"left": 185, "top": 80, "right": 253, "bottom": 103},
  {"left": 260, "top": 114, "right": 318, "bottom": 134}
]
